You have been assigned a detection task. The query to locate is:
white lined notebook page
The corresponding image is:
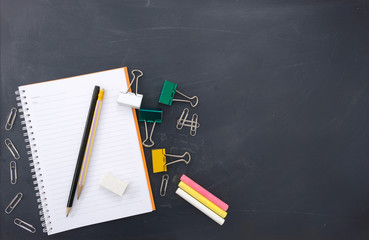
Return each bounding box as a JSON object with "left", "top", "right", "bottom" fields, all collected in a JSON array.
[{"left": 18, "top": 68, "right": 154, "bottom": 235}]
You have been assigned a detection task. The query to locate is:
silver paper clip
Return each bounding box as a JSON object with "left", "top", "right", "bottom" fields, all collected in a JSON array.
[
  {"left": 5, "top": 107, "right": 17, "bottom": 130},
  {"left": 5, "top": 138, "right": 20, "bottom": 160},
  {"left": 173, "top": 90, "right": 199, "bottom": 108},
  {"left": 160, "top": 174, "right": 169, "bottom": 196},
  {"left": 165, "top": 152, "right": 191, "bottom": 166},
  {"left": 10, "top": 161, "right": 17, "bottom": 184},
  {"left": 5, "top": 193, "right": 23, "bottom": 214},
  {"left": 14, "top": 218, "right": 36, "bottom": 233},
  {"left": 176, "top": 108, "right": 200, "bottom": 136}
]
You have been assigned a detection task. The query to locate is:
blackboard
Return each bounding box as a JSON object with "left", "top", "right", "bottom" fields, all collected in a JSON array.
[{"left": 1, "top": 0, "right": 369, "bottom": 239}]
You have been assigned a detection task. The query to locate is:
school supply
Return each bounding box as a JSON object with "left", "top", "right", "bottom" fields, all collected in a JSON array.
[
  {"left": 159, "top": 80, "right": 199, "bottom": 107},
  {"left": 99, "top": 173, "right": 128, "bottom": 196},
  {"left": 178, "top": 181, "right": 227, "bottom": 218},
  {"left": 176, "top": 175, "right": 229, "bottom": 225},
  {"left": 5, "top": 193, "right": 23, "bottom": 214},
  {"left": 77, "top": 89, "right": 105, "bottom": 199},
  {"left": 151, "top": 149, "right": 191, "bottom": 173},
  {"left": 15, "top": 67, "right": 155, "bottom": 235},
  {"left": 5, "top": 138, "right": 20, "bottom": 160},
  {"left": 176, "top": 188, "right": 225, "bottom": 225},
  {"left": 180, "top": 174, "right": 229, "bottom": 211},
  {"left": 138, "top": 109, "right": 163, "bottom": 147},
  {"left": 66, "top": 85, "right": 100, "bottom": 217},
  {"left": 160, "top": 174, "right": 169, "bottom": 197},
  {"left": 5, "top": 107, "right": 17, "bottom": 130},
  {"left": 14, "top": 218, "right": 36, "bottom": 233},
  {"left": 176, "top": 108, "right": 200, "bottom": 136},
  {"left": 10, "top": 161, "right": 17, "bottom": 184},
  {"left": 117, "top": 69, "right": 143, "bottom": 109}
]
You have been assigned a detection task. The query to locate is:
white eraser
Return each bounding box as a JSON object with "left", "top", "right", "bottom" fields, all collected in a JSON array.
[
  {"left": 117, "top": 90, "right": 143, "bottom": 109},
  {"left": 99, "top": 173, "right": 128, "bottom": 196}
]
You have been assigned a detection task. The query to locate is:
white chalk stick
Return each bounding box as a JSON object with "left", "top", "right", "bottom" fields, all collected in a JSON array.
[
  {"left": 99, "top": 173, "right": 128, "bottom": 196},
  {"left": 176, "top": 188, "right": 225, "bottom": 225}
]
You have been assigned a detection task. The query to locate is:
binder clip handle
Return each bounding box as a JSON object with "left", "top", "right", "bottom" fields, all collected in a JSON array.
[
  {"left": 139, "top": 109, "right": 163, "bottom": 148},
  {"left": 165, "top": 152, "right": 191, "bottom": 166},
  {"left": 142, "top": 121, "right": 156, "bottom": 148},
  {"left": 173, "top": 90, "right": 199, "bottom": 108},
  {"left": 125, "top": 69, "right": 143, "bottom": 95}
]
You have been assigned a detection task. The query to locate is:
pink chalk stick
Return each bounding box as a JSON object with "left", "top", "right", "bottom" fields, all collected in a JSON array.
[{"left": 180, "top": 174, "right": 229, "bottom": 211}]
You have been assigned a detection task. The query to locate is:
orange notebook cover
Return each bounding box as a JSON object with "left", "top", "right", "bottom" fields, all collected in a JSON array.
[{"left": 123, "top": 67, "right": 156, "bottom": 210}]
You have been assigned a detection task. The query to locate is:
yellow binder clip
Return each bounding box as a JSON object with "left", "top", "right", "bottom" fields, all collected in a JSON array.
[{"left": 151, "top": 149, "right": 191, "bottom": 173}]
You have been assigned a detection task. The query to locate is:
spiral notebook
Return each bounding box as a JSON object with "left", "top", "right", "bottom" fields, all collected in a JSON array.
[{"left": 16, "top": 67, "right": 155, "bottom": 235}]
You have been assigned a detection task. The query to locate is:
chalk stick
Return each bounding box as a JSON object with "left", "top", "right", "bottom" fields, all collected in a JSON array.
[
  {"left": 176, "top": 188, "right": 225, "bottom": 225},
  {"left": 178, "top": 181, "right": 227, "bottom": 218},
  {"left": 180, "top": 174, "right": 229, "bottom": 211}
]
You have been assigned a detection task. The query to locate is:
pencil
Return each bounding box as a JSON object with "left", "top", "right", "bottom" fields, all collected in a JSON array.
[
  {"left": 77, "top": 89, "right": 104, "bottom": 199},
  {"left": 66, "top": 86, "right": 100, "bottom": 217}
]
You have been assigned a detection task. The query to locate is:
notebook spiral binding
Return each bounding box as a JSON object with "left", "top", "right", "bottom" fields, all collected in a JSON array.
[{"left": 15, "top": 90, "right": 52, "bottom": 234}]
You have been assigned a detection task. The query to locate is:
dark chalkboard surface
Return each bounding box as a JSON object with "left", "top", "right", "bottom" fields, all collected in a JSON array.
[{"left": 1, "top": 0, "right": 369, "bottom": 239}]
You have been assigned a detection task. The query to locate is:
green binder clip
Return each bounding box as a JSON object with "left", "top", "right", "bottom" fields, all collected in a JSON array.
[
  {"left": 139, "top": 109, "right": 163, "bottom": 147},
  {"left": 158, "top": 80, "right": 199, "bottom": 107}
]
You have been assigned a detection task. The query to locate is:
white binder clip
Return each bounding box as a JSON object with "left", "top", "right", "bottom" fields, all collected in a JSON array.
[{"left": 117, "top": 69, "right": 144, "bottom": 109}]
